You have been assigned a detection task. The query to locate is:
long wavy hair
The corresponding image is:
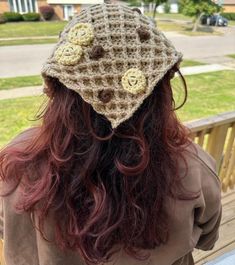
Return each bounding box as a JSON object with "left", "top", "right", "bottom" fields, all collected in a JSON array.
[{"left": 0, "top": 64, "right": 196, "bottom": 264}]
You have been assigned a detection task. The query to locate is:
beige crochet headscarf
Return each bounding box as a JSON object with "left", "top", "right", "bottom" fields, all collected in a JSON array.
[{"left": 41, "top": 4, "right": 182, "bottom": 128}]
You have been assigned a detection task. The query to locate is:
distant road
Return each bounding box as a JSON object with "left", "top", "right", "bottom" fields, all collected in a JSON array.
[
  {"left": 166, "top": 28, "right": 235, "bottom": 62},
  {"left": 0, "top": 44, "right": 53, "bottom": 78},
  {"left": 0, "top": 28, "right": 235, "bottom": 78}
]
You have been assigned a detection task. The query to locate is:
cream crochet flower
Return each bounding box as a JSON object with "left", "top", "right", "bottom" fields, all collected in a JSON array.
[
  {"left": 68, "top": 23, "right": 94, "bottom": 46},
  {"left": 54, "top": 43, "right": 83, "bottom": 66},
  {"left": 122, "top": 68, "right": 147, "bottom": 94}
]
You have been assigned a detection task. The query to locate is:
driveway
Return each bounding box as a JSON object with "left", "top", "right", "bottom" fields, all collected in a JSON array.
[{"left": 0, "top": 27, "right": 235, "bottom": 78}]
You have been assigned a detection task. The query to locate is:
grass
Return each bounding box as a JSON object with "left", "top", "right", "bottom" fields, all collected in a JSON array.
[
  {"left": 0, "top": 70, "right": 234, "bottom": 148},
  {"left": 227, "top": 54, "right": 235, "bottom": 59},
  {"left": 0, "top": 17, "right": 224, "bottom": 46},
  {"left": 180, "top": 60, "right": 204, "bottom": 68},
  {"left": 0, "top": 21, "right": 67, "bottom": 38},
  {"left": 0, "top": 60, "right": 203, "bottom": 91},
  {"left": 173, "top": 70, "right": 235, "bottom": 122},
  {"left": 157, "top": 20, "right": 188, "bottom": 31},
  {"left": 145, "top": 12, "right": 191, "bottom": 21},
  {"left": 0, "top": 38, "right": 57, "bottom": 46},
  {"left": 0, "top": 76, "right": 42, "bottom": 90},
  {"left": 157, "top": 21, "right": 221, "bottom": 35},
  {"left": 0, "top": 96, "right": 45, "bottom": 148}
]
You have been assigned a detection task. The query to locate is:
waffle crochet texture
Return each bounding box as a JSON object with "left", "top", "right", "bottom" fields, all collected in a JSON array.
[{"left": 41, "top": 4, "right": 182, "bottom": 128}]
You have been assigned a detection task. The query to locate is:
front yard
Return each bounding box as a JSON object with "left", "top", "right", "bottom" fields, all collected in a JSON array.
[
  {"left": 0, "top": 75, "right": 42, "bottom": 90},
  {"left": 0, "top": 70, "right": 234, "bottom": 148},
  {"left": 0, "top": 17, "right": 227, "bottom": 46},
  {"left": 0, "top": 21, "right": 67, "bottom": 38},
  {"left": 173, "top": 70, "right": 235, "bottom": 121}
]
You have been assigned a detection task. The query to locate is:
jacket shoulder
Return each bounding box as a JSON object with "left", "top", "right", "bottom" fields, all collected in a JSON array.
[
  {"left": 184, "top": 141, "right": 219, "bottom": 182},
  {"left": 177, "top": 141, "right": 221, "bottom": 203}
]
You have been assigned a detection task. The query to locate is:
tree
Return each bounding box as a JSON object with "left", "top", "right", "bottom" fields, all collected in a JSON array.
[
  {"left": 179, "top": 0, "right": 221, "bottom": 32},
  {"left": 143, "top": 0, "right": 168, "bottom": 18}
]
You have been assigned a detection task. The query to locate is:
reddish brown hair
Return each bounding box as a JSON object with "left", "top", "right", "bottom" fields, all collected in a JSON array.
[{"left": 0, "top": 65, "right": 195, "bottom": 264}]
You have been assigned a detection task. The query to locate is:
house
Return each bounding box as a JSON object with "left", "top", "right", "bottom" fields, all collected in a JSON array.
[
  {"left": 210, "top": 0, "right": 235, "bottom": 12},
  {"left": 0, "top": 0, "right": 104, "bottom": 20},
  {"left": 156, "top": 0, "right": 179, "bottom": 13},
  {"left": 221, "top": 0, "right": 235, "bottom": 12},
  {"left": 143, "top": 0, "right": 179, "bottom": 14}
]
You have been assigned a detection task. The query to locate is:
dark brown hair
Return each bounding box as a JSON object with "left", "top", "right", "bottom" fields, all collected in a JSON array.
[{"left": 0, "top": 64, "right": 196, "bottom": 264}]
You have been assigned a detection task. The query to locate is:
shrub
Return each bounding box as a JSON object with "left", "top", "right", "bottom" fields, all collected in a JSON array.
[
  {"left": 39, "top": 5, "right": 55, "bottom": 20},
  {"left": 126, "top": 0, "right": 141, "bottom": 7},
  {"left": 0, "top": 14, "right": 6, "bottom": 24},
  {"left": 221, "top": 12, "right": 235, "bottom": 20},
  {"left": 164, "top": 2, "right": 171, "bottom": 13},
  {"left": 3, "top": 12, "right": 23, "bottom": 22},
  {"left": 23, "top": 12, "right": 41, "bottom": 21}
]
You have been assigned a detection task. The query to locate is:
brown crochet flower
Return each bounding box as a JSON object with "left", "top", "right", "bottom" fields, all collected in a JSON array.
[
  {"left": 98, "top": 90, "right": 113, "bottom": 103},
  {"left": 137, "top": 26, "right": 151, "bottom": 42},
  {"left": 89, "top": 45, "right": 105, "bottom": 60}
]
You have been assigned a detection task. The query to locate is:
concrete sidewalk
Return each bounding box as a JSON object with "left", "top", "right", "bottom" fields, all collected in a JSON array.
[
  {"left": 180, "top": 64, "right": 233, "bottom": 75},
  {"left": 0, "top": 64, "right": 234, "bottom": 101},
  {"left": 0, "top": 86, "right": 43, "bottom": 100},
  {"left": 0, "top": 36, "right": 58, "bottom": 41}
]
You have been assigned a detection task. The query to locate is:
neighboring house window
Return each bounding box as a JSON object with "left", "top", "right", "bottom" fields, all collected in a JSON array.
[
  {"left": 63, "top": 5, "right": 74, "bottom": 21},
  {"left": 8, "top": 0, "right": 38, "bottom": 13}
]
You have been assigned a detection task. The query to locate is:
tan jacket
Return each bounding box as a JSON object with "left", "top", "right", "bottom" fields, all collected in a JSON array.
[{"left": 0, "top": 132, "right": 222, "bottom": 265}]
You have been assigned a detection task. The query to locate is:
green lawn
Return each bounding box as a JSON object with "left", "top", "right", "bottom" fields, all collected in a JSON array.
[
  {"left": 0, "top": 96, "right": 45, "bottom": 147},
  {"left": 0, "top": 75, "right": 42, "bottom": 90},
  {"left": 0, "top": 19, "right": 222, "bottom": 47},
  {"left": 157, "top": 20, "right": 188, "bottom": 32},
  {"left": 173, "top": 70, "right": 235, "bottom": 121},
  {"left": 0, "top": 70, "right": 234, "bottom": 148},
  {"left": 227, "top": 54, "right": 235, "bottom": 59},
  {"left": 180, "top": 60, "right": 204, "bottom": 68},
  {"left": 0, "top": 21, "right": 67, "bottom": 38},
  {"left": 145, "top": 12, "right": 191, "bottom": 21},
  {"left": 157, "top": 21, "right": 221, "bottom": 35}
]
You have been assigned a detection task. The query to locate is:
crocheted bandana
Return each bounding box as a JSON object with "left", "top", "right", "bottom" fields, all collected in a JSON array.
[{"left": 41, "top": 4, "right": 182, "bottom": 128}]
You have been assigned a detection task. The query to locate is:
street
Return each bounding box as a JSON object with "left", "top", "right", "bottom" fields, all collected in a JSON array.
[
  {"left": 0, "top": 27, "right": 235, "bottom": 78},
  {"left": 166, "top": 28, "right": 235, "bottom": 62}
]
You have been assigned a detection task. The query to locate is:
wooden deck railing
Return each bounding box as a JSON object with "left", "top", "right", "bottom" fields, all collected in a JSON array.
[{"left": 186, "top": 111, "right": 235, "bottom": 192}]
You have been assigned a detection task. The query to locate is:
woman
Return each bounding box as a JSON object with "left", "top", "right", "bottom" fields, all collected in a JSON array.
[{"left": 0, "top": 4, "right": 221, "bottom": 265}]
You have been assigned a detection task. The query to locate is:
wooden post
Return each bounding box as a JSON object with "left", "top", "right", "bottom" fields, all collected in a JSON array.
[
  {"left": 206, "top": 124, "right": 229, "bottom": 172},
  {"left": 226, "top": 143, "right": 235, "bottom": 191},
  {"left": 220, "top": 124, "right": 235, "bottom": 191},
  {"left": 0, "top": 240, "right": 4, "bottom": 265},
  {"left": 197, "top": 130, "right": 206, "bottom": 147}
]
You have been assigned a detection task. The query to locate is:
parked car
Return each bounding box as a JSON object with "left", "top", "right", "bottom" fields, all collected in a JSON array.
[{"left": 201, "top": 14, "right": 228, "bottom": 27}]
